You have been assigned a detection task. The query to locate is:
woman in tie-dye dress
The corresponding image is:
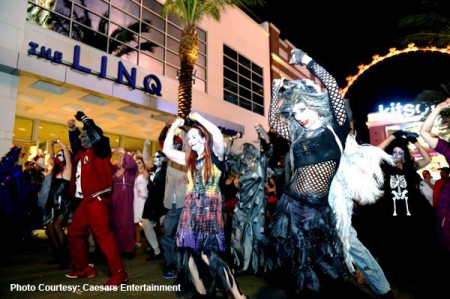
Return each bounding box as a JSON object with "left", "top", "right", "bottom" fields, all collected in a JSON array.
[{"left": 163, "top": 112, "right": 247, "bottom": 299}]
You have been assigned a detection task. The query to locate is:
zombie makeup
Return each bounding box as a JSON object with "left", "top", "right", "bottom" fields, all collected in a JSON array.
[
  {"left": 80, "top": 130, "right": 92, "bottom": 149},
  {"left": 392, "top": 147, "right": 405, "bottom": 163},
  {"left": 187, "top": 128, "right": 205, "bottom": 153}
]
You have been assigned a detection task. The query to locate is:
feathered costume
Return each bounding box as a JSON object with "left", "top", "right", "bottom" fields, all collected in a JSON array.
[
  {"left": 229, "top": 127, "right": 272, "bottom": 273},
  {"left": 328, "top": 134, "right": 394, "bottom": 273},
  {"left": 268, "top": 58, "right": 351, "bottom": 293}
]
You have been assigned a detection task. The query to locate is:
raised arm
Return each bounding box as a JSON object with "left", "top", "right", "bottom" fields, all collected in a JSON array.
[
  {"left": 405, "top": 133, "right": 431, "bottom": 169},
  {"left": 189, "top": 112, "right": 225, "bottom": 160},
  {"left": 269, "top": 78, "right": 291, "bottom": 141},
  {"left": 420, "top": 98, "right": 450, "bottom": 149},
  {"left": 290, "top": 49, "right": 347, "bottom": 126},
  {"left": 162, "top": 118, "right": 186, "bottom": 166},
  {"left": 58, "top": 139, "right": 72, "bottom": 180},
  {"left": 142, "top": 139, "right": 152, "bottom": 169}
]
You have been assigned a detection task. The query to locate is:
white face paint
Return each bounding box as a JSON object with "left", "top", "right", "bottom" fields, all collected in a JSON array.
[
  {"left": 187, "top": 128, "right": 205, "bottom": 154},
  {"left": 392, "top": 147, "right": 405, "bottom": 164},
  {"left": 153, "top": 152, "right": 162, "bottom": 167},
  {"left": 56, "top": 150, "right": 65, "bottom": 163},
  {"left": 292, "top": 102, "right": 319, "bottom": 129}
]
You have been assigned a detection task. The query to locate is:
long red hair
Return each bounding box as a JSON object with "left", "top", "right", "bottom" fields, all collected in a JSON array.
[{"left": 185, "top": 125, "right": 213, "bottom": 184}]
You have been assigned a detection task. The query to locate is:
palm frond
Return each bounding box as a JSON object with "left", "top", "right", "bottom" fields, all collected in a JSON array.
[{"left": 140, "top": 41, "right": 158, "bottom": 53}]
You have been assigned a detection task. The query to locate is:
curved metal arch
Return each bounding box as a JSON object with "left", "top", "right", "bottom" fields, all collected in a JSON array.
[{"left": 341, "top": 43, "right": 450, "bottom": 97}]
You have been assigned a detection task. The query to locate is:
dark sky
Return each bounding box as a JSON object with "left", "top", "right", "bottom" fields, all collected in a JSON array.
[{"left": 244, "top": 0, "right": 450, "bottom": 142}]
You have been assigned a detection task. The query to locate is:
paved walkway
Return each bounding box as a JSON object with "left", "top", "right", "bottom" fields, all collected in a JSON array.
[{"left": 0, "top": 230, "right": 444, "bottom": 299}]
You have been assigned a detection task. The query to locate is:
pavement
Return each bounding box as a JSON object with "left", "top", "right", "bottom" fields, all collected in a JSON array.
[{"left": 0, "top": 229, "right": 445, "bottom": 299}]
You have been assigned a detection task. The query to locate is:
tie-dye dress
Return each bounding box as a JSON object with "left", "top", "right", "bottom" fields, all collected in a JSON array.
[{"left": 176, "top": 153, "right": 226, "bottom": 255}]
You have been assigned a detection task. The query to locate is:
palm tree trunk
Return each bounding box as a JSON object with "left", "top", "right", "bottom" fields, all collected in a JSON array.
[{"left": 177, "top": 25, "right": 199, "bottom": 119}]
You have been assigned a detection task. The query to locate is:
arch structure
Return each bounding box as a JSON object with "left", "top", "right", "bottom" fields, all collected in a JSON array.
[{"left": 341, "top": 43, "right": 450, "bottom": 97}]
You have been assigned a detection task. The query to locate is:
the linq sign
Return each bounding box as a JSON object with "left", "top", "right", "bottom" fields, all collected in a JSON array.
[{"left": 28, "top": 41, "right": 162, "bottom": 97}]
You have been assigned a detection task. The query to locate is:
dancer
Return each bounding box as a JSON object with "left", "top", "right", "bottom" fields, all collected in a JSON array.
[
  {"left": 269, "top": 48, "right": 394, "bottom": 298},
  {"left": 65, "top": 112, "right": 127, "bottom": 286},
  {"left": 110, "top": 148, "right": 137, "bottom": 258},
  {"left": 229, "top": 124, "right": 272, "bottom": 274},
  {"left": 142, "top": 148, "right": 167, "bottom": 261},
  {"left": 163, "top": 112, "right": 246, "bottom": 299},
  {"left": 420, "top": 98, "right": 450, "bottom": 252},
  {"left": 42, "top": 139, "right": 72, "bottom": 270}
]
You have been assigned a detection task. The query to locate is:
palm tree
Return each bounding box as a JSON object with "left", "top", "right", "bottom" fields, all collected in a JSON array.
[
  {"left": 396, "top": 0, "right": 450, "bottom": 48},
  {"left": 162, "top": 0, "right": 264, "bottom": 119},
  {"left": 396, "top": 0, "right": 450, "bottom": 121}
]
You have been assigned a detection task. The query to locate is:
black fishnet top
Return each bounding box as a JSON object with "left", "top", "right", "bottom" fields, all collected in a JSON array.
[{"left": 269, "top": 60, "right": 349, "bottom": 202}]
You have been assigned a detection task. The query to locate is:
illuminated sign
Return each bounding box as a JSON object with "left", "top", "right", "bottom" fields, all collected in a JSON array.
[
  {"left": 27, "top": 41, "right": 162, "bottom": 96},
  {"left": 378, "top": 102, "right": 435, "bottom": 117}
]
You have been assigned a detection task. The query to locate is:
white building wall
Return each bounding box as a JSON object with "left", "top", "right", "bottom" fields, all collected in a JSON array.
[{"left": 0, "top": 0, "right": 271, "bottom": 156}]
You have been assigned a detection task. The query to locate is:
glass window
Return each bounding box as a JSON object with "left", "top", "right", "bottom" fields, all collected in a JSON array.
[
  {"left": 239, "top": 86, "right": 251, "bottom": 100},
  {"left": 140, "top": 38, "right": 164, "bottom": 59},
  {"left": 197, "top": 53, "right": 206, "bottom": 67},
  {"left": 194, "top": 79, "right": 205, "bottom": 93},
  {"left": 224, "top": 68, "right": 237, "bottom": 82},
  {"left": 239, "top": 65, "right": 251, "bottom": 78},
  {"left": 239, "top": 75, "right": 251, "bottom": 90},
  {"left": 142, "top": 0, "right": 163, "bottom": 15},
  {"left": 252, "top": 63, "right": 263, "bottom": 76},
  {"left": 142, "top": 8, "right": 165, "bottom": 32},
  {"left": 253, "top": 92, "right": 264, "bottom": 105},
  {"left": 224, "top": 56, "right": 237, "bottom": 71},
  {"left": 13, "top": 117, "right": 34, "bottom": 141},
  {"left": 105, "top": 133, "right": 121, "bottom": 149},
  {"left": 224, "top": 79, "right": 238, "bottom": 93},
  {"left": 224, "top": 90, "right": 238, "bottom": 105},
  {"left": 141, "top": 26, "right": 165, "bottom": 46},
  {"left": 253, "top": 103, "right": 264, "bottom": 115},
  {"left": 167, "top": 23, "right": 182, "bottom": 40},
  {"left": 239, "top": 97, "right": 251, "bottom": 110},
  {"left": 166, "top": 50, "right": 180, "bottom": 67},
  {"left": 194, "top": 65, "right": 206, "bottom": 81},
  {"left": 223, "top": 45, "right": 264, "bottom": 115},
  {"left": 26, "top": 0, "right": 208, "bottom": 93},
  {"left": 168, "top": 14, "right": 182, "bottom": 27},
  {"left": 139, "top": 53, "right": 164, "bottom": 74},
  {"left": 224, "top": 46, "right": 237, "bottom": 60},
  {"left": 197, "top": 28, "right": 206, "bottom": 44},
  {"left": 123, "top": 136, "right": 145, "bottom": 152},
  {"left": 74, "top": 0, "right": 109, "bottom": 17},
  {"left": 167, "top": 37, "right": 180, "bottom": 53},
  {"left": 111, "top": 7, "right": 139, "bottom": 31},
  {"left": 165, "top": 65, "right": 179, "bottom": 80},
  {"left": 238, "top": 55, "right": 251, "bottom": 69},
  {"left": 111, "top": 0, "right": 140, "bottom": 18},
  {"left": 72, "top": 22, "right": 108, "bottom": 52}
]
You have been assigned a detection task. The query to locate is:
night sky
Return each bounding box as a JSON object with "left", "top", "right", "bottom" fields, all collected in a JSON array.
[{"left": 244, "top": 0, "right": 450, "bottom": 142}]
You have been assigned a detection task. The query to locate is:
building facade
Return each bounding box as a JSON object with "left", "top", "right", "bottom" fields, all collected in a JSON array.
[{"left": 2, "top": 0, "right": 303, "bottom": 161}]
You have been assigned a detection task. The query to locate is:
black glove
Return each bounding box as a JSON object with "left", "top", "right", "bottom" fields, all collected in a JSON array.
[
  {"left": 289, "top": 48, "right": 307, "bottom": 65},
  {"left": 392, "top": 130, "right": 406, "bottom": 139},
  {"left": 74, "top": 111, "right": 87, "bottom": 122},
  {"left": 406, "top": 132, "right": 419, "bottom": 144}
]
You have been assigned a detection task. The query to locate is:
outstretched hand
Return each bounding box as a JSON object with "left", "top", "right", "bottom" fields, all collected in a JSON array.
[
  {"left": 289, "top": 48, "right": 307, "bottom": 65},
  {"left": 392, "top": 130, "right": 406, "bottom": 139},
  {"left": 74, "top": 111, "right": 87, "bottom": 122},
  {"left": 406, "top": 132, "right": 419, "bottom": 144}
]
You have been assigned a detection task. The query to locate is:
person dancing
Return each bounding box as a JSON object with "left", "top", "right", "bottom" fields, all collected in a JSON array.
[
  {"left": 65, "top": 112, "right": 127, "bottom": 286},
  {"left": 268, "top": 49, "right": 395, "bottom": 298},
  {"left": 42, "top": 139, "right": 72, "bottom": 270},
  {"left": 163, "top": 112, "right": 247, "bottom": 299}
]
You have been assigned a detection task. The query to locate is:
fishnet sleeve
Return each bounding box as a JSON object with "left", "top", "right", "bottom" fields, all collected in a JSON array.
[
  {"left": 269, "top": 80, "right": 291, "bottom": 141},
  {"left": 308, "top": 61, "right": 347, "bottom": 126}
]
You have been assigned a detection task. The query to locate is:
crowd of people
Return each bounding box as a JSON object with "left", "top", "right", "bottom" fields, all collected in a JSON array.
[{"left": 1, "top": 49, "right": 450, "bottom": 299}]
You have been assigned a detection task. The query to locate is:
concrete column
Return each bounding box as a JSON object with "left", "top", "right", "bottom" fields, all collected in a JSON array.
[{"left": 0, "top": 72, "right": 19, "bottom": 157}]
